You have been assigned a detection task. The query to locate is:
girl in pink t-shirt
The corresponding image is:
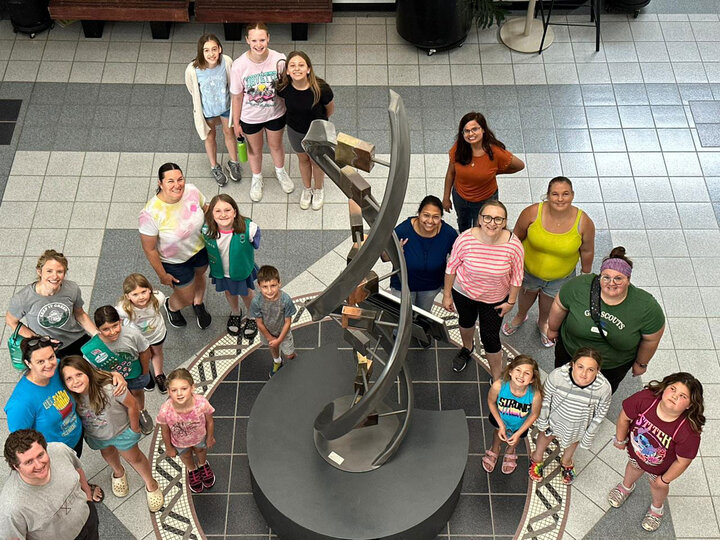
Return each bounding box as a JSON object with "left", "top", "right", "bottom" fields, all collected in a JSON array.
[
  {"left": 230, "top": 22, "right": 293, "bottom": 203},
  {"left": 158, "top": 368, "right": 216, "bottom": 494}
]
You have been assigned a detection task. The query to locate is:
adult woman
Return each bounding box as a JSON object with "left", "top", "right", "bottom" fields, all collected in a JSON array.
[
  {"left": 6, "top": 250, "right": 97, "bottom": 358},
  {"left": 443, "top": 201, "right": 524, "bottom": 380},
  {"left": 503, "top": 177, "right": 595, "bottom": 346},
  {"left": 389, "top": 196, "right": 458, "bottom": 312},
  {"left": 547, "top": 247, "right": 665, "bottom": 394},
  {"left": 442, "top": 112, "right": 525, "bottom": 233},
  {"left": 4, "top": 336, "right": 125, "bottom": 463},
  {"left": 139, "top": 163, "right": 211, "bottom": 330},
  {"left": 609, "top": 372, "right": 704, "bottom": 532},
  {"left": 230, "top": 22, "right": 293, "bottom": 203}
]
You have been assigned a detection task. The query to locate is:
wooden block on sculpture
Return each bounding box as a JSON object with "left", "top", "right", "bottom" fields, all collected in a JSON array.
[{"left": 336, "top": 133, "right": 375, "bottom": 173}]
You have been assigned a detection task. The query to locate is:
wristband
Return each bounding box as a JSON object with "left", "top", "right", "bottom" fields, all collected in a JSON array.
[
  {"left": 660, "top": 475, "right": 670, "bottom": 485},
  {"left": 506, "top": 301, "right": 516, "bottom": 305},
  {"left": 635, "top": 361, "right": 649, "bottom": 368},
  {"left": 613, "top": 435, "right": 628, "bottom": 445}
]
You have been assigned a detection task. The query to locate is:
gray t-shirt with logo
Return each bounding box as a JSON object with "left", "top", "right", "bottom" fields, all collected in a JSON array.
[
  {"left": 8, "top": 280, "right": 86, "bottom": 346},
  {"left": 0, "top": 442, "right": 90, "bottom": 539},
  {"left": 77, "top": 383, "right": 130, "bottom": 441},
  {"left": 249, "top": 291, "right": 296, "bottom": 336}
]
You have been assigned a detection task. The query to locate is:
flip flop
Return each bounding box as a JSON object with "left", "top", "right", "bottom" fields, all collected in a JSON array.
[
  {"left": 537, "top": 323, "right": 555, "bottom": 348},
  {"left": 89, "top": 483, "right": 104, "bottom": 503},
  {"left": 501, "top": 314, "right": 528, "bottom": 336},
  {"left": 502, "top": 452, "right": 518, "bottom": 474},
  {"left": 482, "top": 449, "right": 499, "bottom": 473}
]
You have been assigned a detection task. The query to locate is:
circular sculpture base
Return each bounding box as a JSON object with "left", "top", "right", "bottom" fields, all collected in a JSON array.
[
  {"left": 247, "top": 345, "right": 469, "bottom": 540},
  {"left": 500, "top": 17, "right": 554, "bottom": 53}
]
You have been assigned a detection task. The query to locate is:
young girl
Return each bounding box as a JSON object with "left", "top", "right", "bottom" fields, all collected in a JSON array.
[
  {"left": 276, "top": 50, "right": 335, "bottom": 211},
  {"left": 60, "top": 356, "right": 164, "bottom": 512},
  {"left": 230, "top": 22, "right": 293, "bottom": 202},
  {"left": 608, "top": 372, "right": 704, "bottom": 532},
  {"left": 483, "top": 355, "right": 543, "bottom": 474},
  {"left": 81, "top": 306, "right": 154, "bottom": 435},
  {"left": 116, "top": 273, "right": 168, "bottom": 394},
  {"left": 158, "top": 368, "right": 216, "bottom": 494},
  {"left": 202, "top": 194, "right": 260, "bottom": 339},
  {"left": 186, "top": 33, "right": 241, "bottom": 187},
  {"left": 529, "top": 347, "right": 611, "bottom": 485}
]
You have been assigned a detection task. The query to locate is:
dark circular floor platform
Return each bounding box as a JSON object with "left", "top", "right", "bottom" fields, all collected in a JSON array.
[
  {"left": 193, "top": 320, "right": 532, "bottom": 539},
  {"left": 247, "top": 344, "right": 469, "bottom": 540}
]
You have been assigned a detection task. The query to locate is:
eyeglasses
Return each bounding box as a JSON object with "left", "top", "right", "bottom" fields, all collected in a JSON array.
[
  {"left": 463, "top": 127, "right": 481, "bottom": 135},
  {"left": 480, "top": 214, "right": 506, "bottom": 225},
  {"left": 600, "top": 275, "right": 626, "bottom": 285}
]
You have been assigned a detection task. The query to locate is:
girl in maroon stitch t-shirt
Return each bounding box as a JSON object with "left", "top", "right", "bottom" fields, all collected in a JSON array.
[{"left": 607, "top": 372, "right": 704, "bottom": 533}]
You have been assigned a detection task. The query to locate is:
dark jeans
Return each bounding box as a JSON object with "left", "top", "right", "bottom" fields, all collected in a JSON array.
[
  {"left": 74, "top": 502, "right": 99, "bottom": 540},
  {"left": 452, "top": 188, "right": 499, "bottom": 233},
  {"left": 554, "top": 333, "right": 632, "bottom": 394}
]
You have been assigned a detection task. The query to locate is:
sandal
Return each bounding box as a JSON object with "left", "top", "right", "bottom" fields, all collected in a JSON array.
[
  {"left": 482, "top": 449, "right": 499, "bottom": 473},
  {"left": 146, "top": 485, "right": 165, "bottom": 512},
  {"left": 111, "top": 469, "right": 129, "bottom": 498},
  {"left": 560, "top": 462, "right": 576, "bottom": 485},
  {"left": 501, "top": 315, "right": 528, "bottom": 336},
  {"left": 88, "top": 483, "right": 104, "bottom": 503},
  {"left": 537, "top": 323, "right": 555, "bottom": 348},
  {"left": 528, "top": 459, "right": 544, "bottom": 482},
  {"left": 501, "top": 451, "right": 518, "bottom": 474}
]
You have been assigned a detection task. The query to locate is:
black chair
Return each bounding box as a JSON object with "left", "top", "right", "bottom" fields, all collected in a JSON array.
[{"left": 538, "top": 0, "right": 601, "bottom": 54}]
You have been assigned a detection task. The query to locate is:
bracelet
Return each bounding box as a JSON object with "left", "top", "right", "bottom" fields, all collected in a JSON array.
[
  {"left": 635, "top": 361, "right": 649, "bottom": 368},
  {"left": 506, "top": 301, "right": 516, "bottom": 305},
  {"left": 660, "top": 475, "right": 670, "bottom": 485},
  {"left": 613, "top": 435, "right": 628, "bottom": 445}
]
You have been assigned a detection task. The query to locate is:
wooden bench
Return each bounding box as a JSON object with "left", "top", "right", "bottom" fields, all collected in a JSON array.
[
  {"left": 48, "top": 0, "right": 190, "bottom": 39},
  {"left": 193, "top": 0, "right": 333, "bottom": 42}
]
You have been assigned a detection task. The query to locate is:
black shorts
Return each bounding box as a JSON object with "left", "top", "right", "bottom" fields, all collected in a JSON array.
[
  {"left": 161, "top": 248, "right": 209, "bottom": 288},
  {"left": 240, "top": 115, "right": 286, "bottom": 135},
  {"left": 488, "top": 413, "right": 529, "bottom": 439}
]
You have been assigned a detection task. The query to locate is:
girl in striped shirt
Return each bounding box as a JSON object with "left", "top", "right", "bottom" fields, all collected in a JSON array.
[
  {"left": 443, "top": 200, "right": 524, "bottom": 379},
  {"left": 529, "top": 347, "right": 612, "bottom": 485}
]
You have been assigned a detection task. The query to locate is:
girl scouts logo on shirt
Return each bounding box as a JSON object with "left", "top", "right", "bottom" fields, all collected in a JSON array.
[
  {"left": 37, "top": 302, "right": 71, "bottom": 328},
  {"left": 87, "top": 347, "right": 134, "bottom": 377}
]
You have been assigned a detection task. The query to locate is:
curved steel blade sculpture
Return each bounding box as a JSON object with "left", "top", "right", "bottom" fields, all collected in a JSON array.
[{"left": 301, "top": 90, "right": 414, "bottom": 471}]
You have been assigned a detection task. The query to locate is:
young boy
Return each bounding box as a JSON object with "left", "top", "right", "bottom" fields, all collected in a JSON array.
[{"left": 250, "top": 265, "right": 297, "bottom": 377}]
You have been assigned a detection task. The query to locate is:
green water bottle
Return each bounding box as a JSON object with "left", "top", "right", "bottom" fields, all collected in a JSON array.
[{"left": 236, "top": 136, "right": 248, "bottom": 163}]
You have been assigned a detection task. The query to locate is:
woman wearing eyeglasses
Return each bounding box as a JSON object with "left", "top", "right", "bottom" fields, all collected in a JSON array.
[
  {"left": 5, "top": 250, "right": 97, "bottom": 359},
  {"left": 442, "top": 112, "right": 525, "bottom": 233},
  {"left": 388, "top": 196, "right": 458, "bottom": 313},
  {"left": 546, "top": 247, "right": 665, "bottom": 393},
  {"left": 4, "top": 336, "right": 126, "bottom": 463},
  {"left": 442, "top": 201, "right": 524, "bottom": 381},
  {"left": 502, "top": 177, "right": 595, "bottom": 347}
]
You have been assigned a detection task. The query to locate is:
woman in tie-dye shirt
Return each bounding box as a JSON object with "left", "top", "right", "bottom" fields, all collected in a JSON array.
[{"left": 139, "top": 163, "right": 212, "bottom": 330}]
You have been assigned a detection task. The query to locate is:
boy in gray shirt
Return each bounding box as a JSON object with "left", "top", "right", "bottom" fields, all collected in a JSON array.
[
  {"left": 0, "top": 429, "right": 99, "bottom": 540},
  {"left": 249, "top": 265, "right": 297, "bottom": 377}
]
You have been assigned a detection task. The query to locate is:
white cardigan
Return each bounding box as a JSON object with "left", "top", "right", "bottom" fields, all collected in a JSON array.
[{"left": 185, "top": 54, "right": 234, "bottom": 140}]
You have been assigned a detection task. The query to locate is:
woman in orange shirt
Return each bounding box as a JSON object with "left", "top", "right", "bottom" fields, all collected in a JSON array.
[{"left": 442, "top": 112, "right": 525, "bottom": 232}]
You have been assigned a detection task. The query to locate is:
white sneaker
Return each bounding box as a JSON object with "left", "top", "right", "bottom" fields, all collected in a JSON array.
[
  {"left": 250, "top": 175, "right": 263, "bottom": 202},
  {"left": 311, "top": 188, "right": 324, "bottom": 210},
  {"left": 299, "top": 187, "right": 312, "bottom": 210},
  {"left": 276, "top": 167, "right": 295, "bottom": 194}
]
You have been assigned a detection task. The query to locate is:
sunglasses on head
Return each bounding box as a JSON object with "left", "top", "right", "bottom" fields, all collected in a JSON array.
[{"left": 22, "top": 336, "right": 62, "bottom": 360}]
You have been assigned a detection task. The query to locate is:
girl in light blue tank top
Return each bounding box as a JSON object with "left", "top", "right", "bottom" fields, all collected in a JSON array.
[{"left": 484, "top": 355, "right": 543, "bottom": 475}]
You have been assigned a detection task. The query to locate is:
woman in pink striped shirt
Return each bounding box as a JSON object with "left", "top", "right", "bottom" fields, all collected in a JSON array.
[{"left": 443, "top": 201, "right": 524, "bottom": 380}]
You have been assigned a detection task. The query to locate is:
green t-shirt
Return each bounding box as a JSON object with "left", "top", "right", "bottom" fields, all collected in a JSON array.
[{"left": 558, "top": 274, "right": 665, "bottom": 370}]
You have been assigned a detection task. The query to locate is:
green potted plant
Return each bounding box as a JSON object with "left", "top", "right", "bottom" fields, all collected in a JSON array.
[{"left": 396, "top": 0, "right": 508, "bottom": 55}]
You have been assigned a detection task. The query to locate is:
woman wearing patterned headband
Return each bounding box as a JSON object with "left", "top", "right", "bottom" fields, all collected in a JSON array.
[{"left": 546, "top": 246, "right": 665, "bottom": 393}]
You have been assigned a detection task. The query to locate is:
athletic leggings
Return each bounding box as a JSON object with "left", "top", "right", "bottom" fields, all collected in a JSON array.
[{"left": 451, "top": 289, "right": 506, "bottom": 354}]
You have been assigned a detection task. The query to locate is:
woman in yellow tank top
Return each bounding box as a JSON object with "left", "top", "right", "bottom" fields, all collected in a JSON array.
[{"left": 501, "top": 177, "right": 595, "bottom": 346}]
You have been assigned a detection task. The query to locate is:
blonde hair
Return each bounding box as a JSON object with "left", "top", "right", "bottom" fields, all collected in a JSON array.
[
  {"left": 120, "top": 273, "right": 160, "bottom": 322},
  {"left": 36, "top": 249, "right": 68, "bottom": 272},
  {"left": 167, "top": 367, "right": 194, "bottom": 387}
]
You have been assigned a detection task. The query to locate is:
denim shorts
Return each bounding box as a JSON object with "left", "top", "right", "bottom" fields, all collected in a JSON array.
[
  {"left": 177, "top": 437, "right": 207, "bottom": 455},
  {"left": 127, "top": 373, "right": 152, "bottom": 391},
  {"left": 85, "top": 426, "right": 141, "bottom": 451},
  {"left": 204, "top": 109, "right": 230, "bottom": 120},
  {"left": 522, "top": 269, "right": 576, "bottom": 297},
  {"left": 161, "top": 248, "right": 209, "bottom": 288}
]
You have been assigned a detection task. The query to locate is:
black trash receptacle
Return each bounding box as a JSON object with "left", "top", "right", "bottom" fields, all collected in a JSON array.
[
  {"left": 606, "top": 0, "right": 651, "bottom": 17},
  {"left": 396, "top": 0, "right": 471, "bottom": 54},
  {"left": 7, "top": 0, "right": 53, "bottom": 38}
]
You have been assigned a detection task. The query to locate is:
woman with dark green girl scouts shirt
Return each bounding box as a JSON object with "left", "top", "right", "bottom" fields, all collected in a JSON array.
[
  {"left": 202, "top": 194, "right": 261, "bottom": 340},
  {"left": 81, "top": 306, "right": 154, "bottom": 435}
]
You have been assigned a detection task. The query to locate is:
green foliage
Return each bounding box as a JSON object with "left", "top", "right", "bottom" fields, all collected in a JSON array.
[{"left": 458, "top": 0, "right": 510, "bottom": 29}]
